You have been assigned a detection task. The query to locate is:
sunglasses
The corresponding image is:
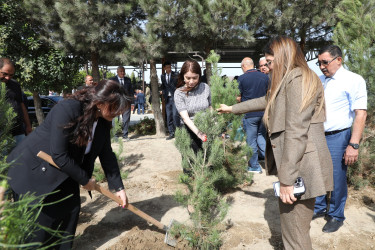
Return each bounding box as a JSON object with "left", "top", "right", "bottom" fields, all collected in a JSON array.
[
  {"left": 265, "top": 60, "right": 273, "bottom": 68},
  {"left": 316, "top": 56, "right": 338, "bottom": 67}
]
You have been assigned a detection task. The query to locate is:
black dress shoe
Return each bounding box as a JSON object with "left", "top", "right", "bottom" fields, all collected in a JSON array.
[
  {"left": 166, "top": 134, "right": 175, "bottom": 140},
  {"left": 322, "top": 217, "right": 343, "bottom": 233}
]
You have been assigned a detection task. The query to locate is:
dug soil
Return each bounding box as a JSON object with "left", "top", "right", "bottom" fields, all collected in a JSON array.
[{"left": 72, "top": 135, "right": 375, "bottom": 250}]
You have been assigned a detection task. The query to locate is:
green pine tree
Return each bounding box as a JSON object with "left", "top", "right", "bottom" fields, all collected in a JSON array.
[
  {"left": 22, "top": 0, "right": 145, "bottom": 82},
  {"left": 332, "top": 0, "right": 375, "bottom": 188},
  {"left": 0, "top": 0, "right": 83, "bottom": 125},
  {"left": 259, "top": 0, "right": 341, "bottom": 52},
  {"left": 173, "top": 51, "right": 252, "bottom": 249}
]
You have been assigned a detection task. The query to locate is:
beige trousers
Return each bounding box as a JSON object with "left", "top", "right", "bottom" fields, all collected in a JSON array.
[{"left": 278, "top": 198, "right": 315, "bottom": 250}]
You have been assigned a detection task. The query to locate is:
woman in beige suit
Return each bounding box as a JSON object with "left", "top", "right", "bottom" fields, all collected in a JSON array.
[{"left": 218, "top": 36, "right": 333, "bottom": 249}]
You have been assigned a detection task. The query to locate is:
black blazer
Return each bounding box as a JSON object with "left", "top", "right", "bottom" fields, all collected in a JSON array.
[
  {"left": 161, "top": 72, "right": 178, "bottom": 100},
  {"left": 109, "top": 76, "right": 133, "bottom": 96},
  {"left": 7, "top": 99, "right": 124, "bottom": 196}
]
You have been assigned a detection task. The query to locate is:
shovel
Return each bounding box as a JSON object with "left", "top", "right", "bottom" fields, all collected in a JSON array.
[{"left": 37, "top": 151, "right": 177, "bottom": 247}]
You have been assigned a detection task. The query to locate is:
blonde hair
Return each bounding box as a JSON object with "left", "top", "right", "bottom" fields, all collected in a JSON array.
[{"left": 263, "top": 36, "right": 324, "bottom": 127}]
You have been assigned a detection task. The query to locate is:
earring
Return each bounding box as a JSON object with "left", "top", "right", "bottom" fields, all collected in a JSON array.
[{"left": 98, "top": 109, "right": 101, "bottom": 112}]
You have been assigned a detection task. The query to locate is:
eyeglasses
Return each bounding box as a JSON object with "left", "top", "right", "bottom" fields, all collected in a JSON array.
[
  {"left": 259, "top": 63, "right": 268, "bottom": 68},
  {"left": 265, "top": 60, "right": 273, "bottom": 68},
  {"left": 315, "top": 56, "right": 338, "bottom": 67}
]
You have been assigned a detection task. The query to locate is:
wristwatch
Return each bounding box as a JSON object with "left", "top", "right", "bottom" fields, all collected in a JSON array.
[{"left": 349, "top": 142, "right": 359, "bottom": 149}]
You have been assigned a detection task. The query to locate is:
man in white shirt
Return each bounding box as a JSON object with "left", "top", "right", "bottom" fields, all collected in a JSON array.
[{"left": 313, "top": 45, "right": 367, "bottom": 233}]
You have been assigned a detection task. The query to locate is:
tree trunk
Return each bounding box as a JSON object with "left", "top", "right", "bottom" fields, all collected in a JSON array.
[
  {"left": 299, "top": 28, "right": 306, "bottom": 54},
  {"left": 150, "top": 59, "right": 166, "bottom": 136},
  {"left": 206, "top": 62, "right": 212, "bottom": 86},
  {"left": 32, "top": 91, "right": 44, "bottom": 125},
  {"left": 205, "top": 46, "right": 212, "bottom": 85},
  {"left": 91, "top": 51, "right": 100, "bottom": 82}
]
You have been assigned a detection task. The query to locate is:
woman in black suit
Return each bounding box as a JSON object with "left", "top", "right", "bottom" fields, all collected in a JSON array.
[{"left": 7, "top": 80, "right": 131, "bottom": 249}]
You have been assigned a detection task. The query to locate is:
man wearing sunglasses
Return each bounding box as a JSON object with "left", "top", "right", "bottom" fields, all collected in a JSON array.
[{"left": 313, "top": 45, "right": 367, "bottom": 233}]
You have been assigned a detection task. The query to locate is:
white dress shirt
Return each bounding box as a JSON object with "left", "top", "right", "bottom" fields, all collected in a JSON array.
[{"left": 319, "top": 66, "right": 367, "bottom": 132}]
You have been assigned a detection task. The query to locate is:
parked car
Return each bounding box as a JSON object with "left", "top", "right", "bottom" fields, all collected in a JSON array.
[{"left": 27, "top": 95, "right": 63, "bottom": 125}]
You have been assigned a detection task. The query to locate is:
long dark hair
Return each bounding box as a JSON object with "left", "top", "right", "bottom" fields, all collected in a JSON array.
[
  {"left": 176, "top": 60, "right": 202, "bottom": 92},
  {"left": 67, "top": 79, "right": 131, "bottom": 146}
]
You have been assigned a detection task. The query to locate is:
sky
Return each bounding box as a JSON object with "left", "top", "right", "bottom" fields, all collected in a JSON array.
[{"left": 109, "top": 59, "right": 322, "bottom": 84}]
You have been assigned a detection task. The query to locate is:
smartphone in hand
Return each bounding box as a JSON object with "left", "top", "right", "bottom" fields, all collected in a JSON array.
[{"left": 273, "top": 177, "right": 306, "bottom": 197}]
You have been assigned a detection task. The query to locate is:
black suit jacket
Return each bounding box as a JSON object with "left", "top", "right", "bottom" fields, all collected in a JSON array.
[
  {"left": 109, "top": 76, "right": 133, "bottom": 96},
  {"left": 7, "top": 99, "right": 123, "bottom": 196},
  {"left": 161, "top": 72, "right": 178, "bottom": 100}
]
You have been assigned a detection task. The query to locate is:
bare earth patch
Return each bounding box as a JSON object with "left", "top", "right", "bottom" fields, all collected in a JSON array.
[{"left": 72, "top": 134, "right": 375, "bottom": 250}]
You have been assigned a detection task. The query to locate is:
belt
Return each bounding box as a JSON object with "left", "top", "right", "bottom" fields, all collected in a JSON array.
[{"left": 325, "top": 127, "right": 350, "bottom": 136}]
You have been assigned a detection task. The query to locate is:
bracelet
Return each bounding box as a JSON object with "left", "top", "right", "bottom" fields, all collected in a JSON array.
[{"left": 116, "top": 186, "right": 124, "bottom": 192}]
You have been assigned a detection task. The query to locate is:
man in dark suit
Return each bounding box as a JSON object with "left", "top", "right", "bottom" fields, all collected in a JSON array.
[
  {"left": 110, "top": 66, "right": 133, "bottom": 141},
  {"left": 161, "top": 61, "right": 179, "bottom": 140}
]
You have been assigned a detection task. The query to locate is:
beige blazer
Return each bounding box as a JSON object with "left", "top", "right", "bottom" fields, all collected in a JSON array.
[{"left": 232, "top": 68, "right": 333, "bottom": 199}]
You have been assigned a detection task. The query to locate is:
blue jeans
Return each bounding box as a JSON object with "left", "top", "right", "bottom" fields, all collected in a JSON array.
[
  {"left": 243, "top": 116, "right": 266, "bottom": 168},
  {"left": 314, "top": 128, "right": 351, "bottom": 221},
  {"left": 138, "top": 103, "right": 145, "bottom": 114}
]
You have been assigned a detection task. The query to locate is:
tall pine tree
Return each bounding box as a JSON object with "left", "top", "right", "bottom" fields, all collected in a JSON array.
[
  {"left": 332, "top": 0, "right": 375, "bottom": 188},
  {"left": 23, "top": 0, "right": 145, "bottom": 82},
  {"left": 0, "top": 0, "right": 83, "bottom": 125}
]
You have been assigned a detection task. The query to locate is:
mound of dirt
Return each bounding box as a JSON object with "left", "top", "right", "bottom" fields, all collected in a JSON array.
[{"left": 108, "top": 227, "right": 190, "bottom": 250}]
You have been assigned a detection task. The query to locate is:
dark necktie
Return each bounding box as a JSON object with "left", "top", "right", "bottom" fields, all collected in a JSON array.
[
  {"left": 167, "top": 74, "right": 170, "bottom": 84},
  {"left": 120, "top": 78, "right": 123, "bottom": 85}
]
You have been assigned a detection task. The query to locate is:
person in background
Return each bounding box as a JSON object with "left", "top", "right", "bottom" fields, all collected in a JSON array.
[
  {"left": 85, "top": 75, "right": 94, "bottom": 87},
  {"left": 7, "top": 80, "right": 131, "bottom": 249},
  {"left": 137, "top": 90, "right": 146, "bottom": 115},
  {"left": 218, "top": 36, "right": 333, "bottom": 250},
  {"left": 313, "top": 45, "right": 367, "bottom": 233},
  {"left": 161, "top": 61, "right": 179, "bottom": 140},
  {"left": 259, "top": 57, "right": 270, "bottom": 75},
  {"left": 238, "top": 57, "right": 269, "bottom": 173},
  {"left": 0, "top": 58, "right": 32, "bottom": 145},
  {"left": 110, "top": 66, "right": 133, "bottom": 141},
  {"left": 174, "top": 60, "right": 211, "bottom": 156}
]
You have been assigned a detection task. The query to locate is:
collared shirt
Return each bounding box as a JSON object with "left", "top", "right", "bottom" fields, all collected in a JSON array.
[
  {"left": 117, "top": 76, "right": 124, "bottom": 85},
  {"left": 166, "top": 73, "right": 172, "bottom": 96},
  {"left": 320, "top": 66, "right": 367, "bottom": 132}
]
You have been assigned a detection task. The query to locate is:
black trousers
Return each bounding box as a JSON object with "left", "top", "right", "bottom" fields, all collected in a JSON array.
[
  {"left": 14, "top": 178, "right": 80, "bottom": 249},
  {"left": 184, "top": 124, "right": 203, "bottom": 154},
  {"left": 181, "top": 125, "right": 203, "bottom": 175}
]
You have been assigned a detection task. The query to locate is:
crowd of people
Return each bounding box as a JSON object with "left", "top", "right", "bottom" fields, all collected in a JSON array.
[{"left": 2, "top": 34, "right": 367, "bottom": 249}]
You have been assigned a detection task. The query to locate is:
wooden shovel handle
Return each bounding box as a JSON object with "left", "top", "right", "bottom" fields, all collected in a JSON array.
[{"left": 36, "top": 151, "right": 166, "bottom": 231}]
